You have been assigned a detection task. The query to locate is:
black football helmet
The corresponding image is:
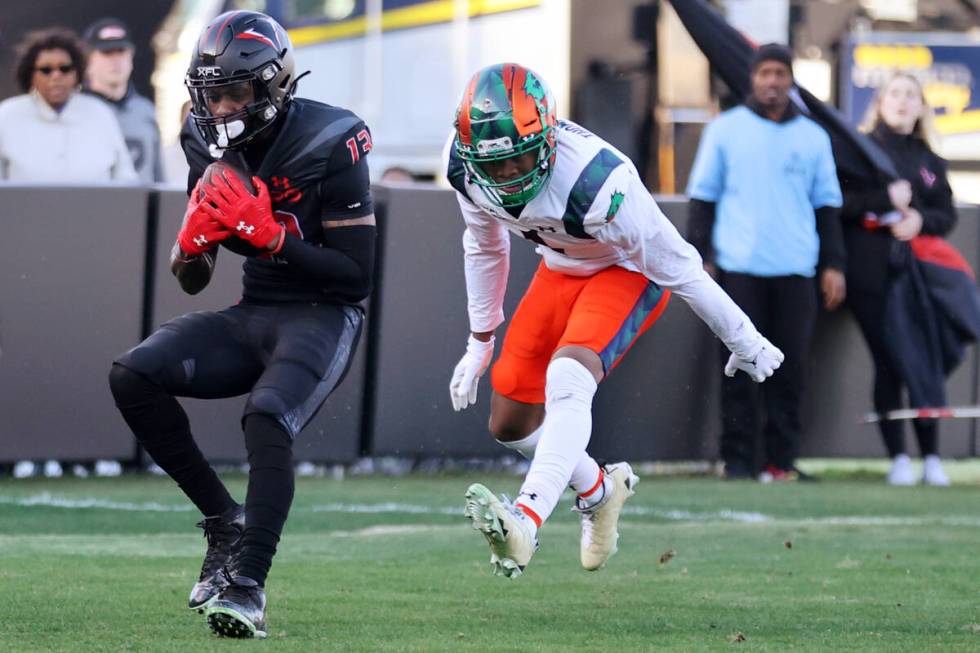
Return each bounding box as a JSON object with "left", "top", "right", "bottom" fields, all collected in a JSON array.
[{"left": 185, "top": 11, "right": 297, "bottom": 152}]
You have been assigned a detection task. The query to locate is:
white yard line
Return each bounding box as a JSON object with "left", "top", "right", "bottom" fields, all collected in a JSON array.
[
  {"left": 0, "top": 493, "right": 195, "bottom": 512},
  {"left": 2, "top": 494, "right": 978, "bottom": 527}
]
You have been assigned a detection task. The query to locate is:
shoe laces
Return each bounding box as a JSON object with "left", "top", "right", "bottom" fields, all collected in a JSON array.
[{"left": 196, "top": 516, "right": 239, "bottom": 580}]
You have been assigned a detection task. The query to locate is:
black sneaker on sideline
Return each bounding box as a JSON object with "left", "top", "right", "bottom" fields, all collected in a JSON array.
[
  {"left": 188, "top": 504, "right": 244, "bottom": 612},
  {"left": 205, "top": 575, "right": 267, "bottom": 639}
]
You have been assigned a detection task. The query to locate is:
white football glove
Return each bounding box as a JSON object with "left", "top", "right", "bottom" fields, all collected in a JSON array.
[
  {"left": 725, "top": 337, "right": 785, "bottom": 382},
  {"left": 449, "top": 334, "right": 495, "bottom": 411}
]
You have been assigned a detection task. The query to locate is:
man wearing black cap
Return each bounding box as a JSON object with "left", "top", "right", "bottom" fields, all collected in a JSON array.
[
  {"left": 84, "top": 18, "right": 162, "bottom": 183},
  {"left": 686, "top": 43, "right": 846, "bottom": 481}
]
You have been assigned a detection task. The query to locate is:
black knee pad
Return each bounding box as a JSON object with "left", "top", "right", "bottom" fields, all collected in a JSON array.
[
  {"left": 108, "top": 362, "right": 159, "bottom": 406},
  {"left": 244, "top": 388, "right": 292, "bottom": 435}
]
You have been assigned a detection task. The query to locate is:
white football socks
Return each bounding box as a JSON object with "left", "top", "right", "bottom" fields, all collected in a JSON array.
[
  {"left": 497, "top": 425, "right": 603, "bottom": 497},
  {"left": 515, "top": 358, "right": 598, "bottom": 526}
]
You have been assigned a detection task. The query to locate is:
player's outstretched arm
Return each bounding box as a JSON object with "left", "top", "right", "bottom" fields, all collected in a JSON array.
[{"left": 594, "top": 177, "right": 783, "bottom": 382}]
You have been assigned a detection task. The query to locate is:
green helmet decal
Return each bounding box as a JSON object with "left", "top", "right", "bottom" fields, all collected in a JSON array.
[{"left": 454, "top": 63, "right": 558, "bottom": 208}]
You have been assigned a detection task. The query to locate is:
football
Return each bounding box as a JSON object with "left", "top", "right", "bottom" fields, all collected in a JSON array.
[{"left": 199, "top": 160, "right": 256, "bottom": 200}]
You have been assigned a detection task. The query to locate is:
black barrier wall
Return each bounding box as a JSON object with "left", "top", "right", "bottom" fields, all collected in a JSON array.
[
  {"left": 366, "top": 186, "right": 541, "bottom": 457},
  {"left": 0, "top": 186, "right": 148, "bottom": 461},
  {"left": 0, "top": 184, "right": 976, "bottom": 462}
]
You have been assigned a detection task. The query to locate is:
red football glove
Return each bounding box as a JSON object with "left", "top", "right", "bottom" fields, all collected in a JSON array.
[
  {"left": 200, "top": 172, "right": 284, "bottom": 251},
  {"left": 176, "top": 181, "right": 231, "bottom": 257}
]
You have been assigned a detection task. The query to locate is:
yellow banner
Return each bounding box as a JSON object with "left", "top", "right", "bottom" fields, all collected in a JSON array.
[{"left": 289, "top": 0, "right": 542, "bottom": 47}]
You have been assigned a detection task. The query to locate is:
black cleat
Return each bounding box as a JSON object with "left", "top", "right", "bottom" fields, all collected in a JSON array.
[
  {"left": 188, "top": 504, "right": 244, "bottom": 612},
  {"left": 206, "top": 575, "right": 267, "bottom": 639}
]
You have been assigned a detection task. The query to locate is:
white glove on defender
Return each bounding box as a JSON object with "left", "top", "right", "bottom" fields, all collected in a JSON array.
[
  {"left": 725, "top": 337, "right": 785, "bottom": 382},
  {"left": 450, "top": 335, "right": 495, "bottom": 411}
]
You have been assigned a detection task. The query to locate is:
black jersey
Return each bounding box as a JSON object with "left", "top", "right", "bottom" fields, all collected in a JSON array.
[{"left": 181, "top": 98, "right": 374, "bottom": 304}]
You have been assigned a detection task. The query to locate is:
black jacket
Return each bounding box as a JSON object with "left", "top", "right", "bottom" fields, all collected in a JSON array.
[{"left": 840, "top": 123, "right": 956, "bottom": 295}]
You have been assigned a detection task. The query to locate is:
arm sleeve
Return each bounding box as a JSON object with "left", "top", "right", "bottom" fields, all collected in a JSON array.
[
  {"left": 277, "top": 225, "right": 376, "bottom": 302},
  {"left": 815, "top": 205, "right": 846, "bottom": 271},
  {"left": 918, "top": 157, "right": 957, "bottom": 237},
  {"left": 458, "top": 192, "right": 510, "bottom": 334},
  {"left": 274, "top": 140, "right": 377, "bottom": 301},
  {"left": 687, "top": 199, "right": 717, "bottom": 263},
  {"left": 686, "top": 120, "right": 726, "bottom": 202},
  {"left": 594, "top": 175, "right": 764, "bottom": 359}
]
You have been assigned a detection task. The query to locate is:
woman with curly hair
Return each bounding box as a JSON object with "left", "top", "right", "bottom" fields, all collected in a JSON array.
[{"left": 0, "top": 27, "right": 135, "bottom": 182}]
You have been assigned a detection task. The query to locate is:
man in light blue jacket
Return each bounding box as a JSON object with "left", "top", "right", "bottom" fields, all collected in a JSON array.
[{"left": 687, "top": 43, "right": 845, "bottom": 481}]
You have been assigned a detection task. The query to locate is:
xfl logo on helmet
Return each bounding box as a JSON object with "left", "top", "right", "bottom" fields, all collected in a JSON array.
[{"left": 197, "top": 66, "right": 222, "bottom": 77}]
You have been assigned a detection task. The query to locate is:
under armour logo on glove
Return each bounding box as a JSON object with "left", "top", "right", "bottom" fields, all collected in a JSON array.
[
  {"left": 200, "top": 173, "right": 283, "bottom": 251},
  {"left": 175, "top": 180, "right": 232, "bottom": 257}
]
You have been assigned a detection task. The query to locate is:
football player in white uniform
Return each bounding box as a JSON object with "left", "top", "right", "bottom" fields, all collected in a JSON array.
[{"left": 448, "top": 63, "right": 784, "bottom": 578}]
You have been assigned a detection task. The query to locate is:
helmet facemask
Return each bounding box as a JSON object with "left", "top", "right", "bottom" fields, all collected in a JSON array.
[
  {"left": 457, "top": 128, "right": 555, "bottom": 208},
  {"left": 187, "top": 63, "right": 282, "bottom": 152}
]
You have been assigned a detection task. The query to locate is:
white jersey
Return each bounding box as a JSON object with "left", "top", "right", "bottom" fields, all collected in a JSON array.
[{"left": 448, "top": 120, "right": 764, "bottom": 359}]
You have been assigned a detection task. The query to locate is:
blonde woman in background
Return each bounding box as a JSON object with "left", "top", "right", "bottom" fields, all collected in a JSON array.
[{"left": 840, "top": 73, "right": 956, "bottom": 486}]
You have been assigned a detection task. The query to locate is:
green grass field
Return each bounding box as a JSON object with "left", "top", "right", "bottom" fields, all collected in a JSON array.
[{"left": 1, "top": 466, "right": 978, "bottom": 652}]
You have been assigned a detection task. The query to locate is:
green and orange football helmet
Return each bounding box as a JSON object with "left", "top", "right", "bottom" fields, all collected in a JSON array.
[{"left": 454, "top": 63, "right": 558, "bottom": 208}]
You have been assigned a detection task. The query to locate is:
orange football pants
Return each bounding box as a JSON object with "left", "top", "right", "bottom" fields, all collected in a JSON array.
[{"left": 491, "top": 261, "right": 671, "bottom": 404}]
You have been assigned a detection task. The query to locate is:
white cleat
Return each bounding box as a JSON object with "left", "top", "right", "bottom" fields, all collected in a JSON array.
[
  {"left": 464, "top": 483, "right": 538, "bottom": 579},
  {"left": 887, "top": 454, "right": 916, "bottom": 486},
  {"left": 577, "top": 462, "right": 639, "bottom": 571},
  {"left": 922, "top": 455, "right": 951, "bottom": 486}
]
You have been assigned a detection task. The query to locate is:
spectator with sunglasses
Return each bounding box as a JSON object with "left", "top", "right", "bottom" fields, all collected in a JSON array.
[{"left": 0, "top": 27, "right": 135, "bottom": 182}]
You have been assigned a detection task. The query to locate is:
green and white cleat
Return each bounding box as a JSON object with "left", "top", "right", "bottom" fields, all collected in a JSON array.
[
  {"left": 577, "top": 462, "right": 639, "bottom": 571},
  {"left": 464, "top": 483, "right": 538, "bottom": 579},
  {"left": 205, "top": 575, "right": 267, "bottom": 639}
]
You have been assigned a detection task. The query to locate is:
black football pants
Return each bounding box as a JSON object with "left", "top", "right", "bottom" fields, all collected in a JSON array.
[
  {"left": 109, "top": 301, "right": 362, "bottom": 584},
  {"left": 718, "top": 272, "right": 816, "bottom": 472}
]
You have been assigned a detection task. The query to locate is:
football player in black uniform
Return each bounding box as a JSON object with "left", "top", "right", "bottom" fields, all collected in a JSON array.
[{"left": 108, "top": 11, "right": 375, "bottom": 638}]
